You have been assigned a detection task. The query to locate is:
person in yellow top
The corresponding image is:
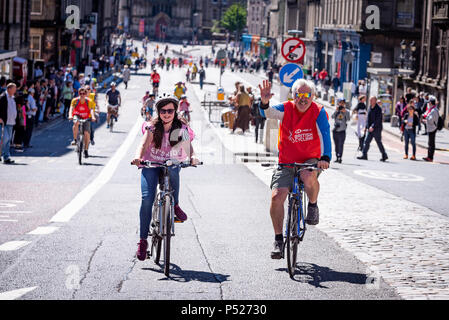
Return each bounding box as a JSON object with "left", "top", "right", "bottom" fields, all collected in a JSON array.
[
  {"left": 174, "top": 82, "right": 186, "bottom": 100},
  {"left": 85, "top": 85, "right": 98, "bottom": 145}
]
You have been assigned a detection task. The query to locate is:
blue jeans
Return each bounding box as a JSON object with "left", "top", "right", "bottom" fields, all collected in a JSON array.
[
  {"left": 139, "top": 167, "right": 180, "bottom": 239},
  {"left": 0, "top": 124, "right": 13, "bottom": 160},
  {"left": 404, "top": 128, "right": 416, "bottom": 156}
]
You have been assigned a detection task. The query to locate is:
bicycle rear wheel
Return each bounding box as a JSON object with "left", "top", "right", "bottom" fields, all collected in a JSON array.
[
  {"left": 286, "top": 197, "right": 299, "bottom": 278},
  {"left": 163, "top": 198, "right": 172, "bottom": 277}
]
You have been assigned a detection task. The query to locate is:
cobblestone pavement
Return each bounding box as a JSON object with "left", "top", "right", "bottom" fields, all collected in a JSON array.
[
  {"left": 245, "top": 160, "right": 449, "bottom": 300},
  {"left": 191, "top": 77, "right": 449, "bottom": 300}
]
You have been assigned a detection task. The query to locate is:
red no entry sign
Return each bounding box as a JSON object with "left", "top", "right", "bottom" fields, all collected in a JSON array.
[{"left": 281, "top": 37, "right": 306, "bottom": 63}]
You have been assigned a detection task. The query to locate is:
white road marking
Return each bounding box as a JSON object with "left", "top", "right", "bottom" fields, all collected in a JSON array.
[
  {"left": 354, "top": 170, "right": 425, "bottom": 182},
  {"left": 0, "top": 220, "right": 18, "bottom": 222},
  {"left": 27, "top": 226, "right": 59, "bottom": 235},
  {"left": 50, "top": 117, "right": 142, "bottom": 223},
  {"left": 0, "top": 287, "right": 38, "bottom": 300},
  {"left": 0, "top": 241, "right": 31, "bottom": 251},
  {"left": 0, "top": 211, "right": 32, "bottom": 214}
]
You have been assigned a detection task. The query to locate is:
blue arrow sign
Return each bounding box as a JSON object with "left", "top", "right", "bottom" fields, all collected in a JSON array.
[{"left": 279, "top": 64, "right": 304, "bottom": 88}]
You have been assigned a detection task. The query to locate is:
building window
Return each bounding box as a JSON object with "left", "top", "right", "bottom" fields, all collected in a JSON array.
[
  {"left": 30, "top": 35, "right": 41, "bottom": 60},
  {"left": 396, "top": 0, "right": 415, "bottom": 28},
  {"left": 31, "top": 0, "right": 42, "bottom": 15},
  {"left": 213, "top": 8, "right": 218, "bottom": 20}
]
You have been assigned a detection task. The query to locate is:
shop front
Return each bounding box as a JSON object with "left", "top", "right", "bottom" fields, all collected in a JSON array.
[
  {"left": 258, "top": 38, "right": 272, "bottom": 60},
  {"left": 0, "top": 50, "right": 16, "bottom": 79},
  {"left": 314, "top": 28, "right": 371, "bottom": 85},
  {"left": 241, "top": 34, "right": 252, "bottom": 53}
]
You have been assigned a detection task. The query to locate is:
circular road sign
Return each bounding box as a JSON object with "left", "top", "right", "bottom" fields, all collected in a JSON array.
[
  {"left": 281, "top": 37, "right": 306, "bottom": 63},
  {"left": 279, "top": 63, "right": 304, "bottom": 88}
]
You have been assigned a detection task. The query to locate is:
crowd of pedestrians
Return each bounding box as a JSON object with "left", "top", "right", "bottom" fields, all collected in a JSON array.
[{"left": 0, "top": 33, "right": 134, "bottom": 164}]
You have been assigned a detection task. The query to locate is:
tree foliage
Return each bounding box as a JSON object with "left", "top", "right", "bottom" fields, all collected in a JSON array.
[{"left": 221, "top": 3, "right": 247, "bottom": 35}]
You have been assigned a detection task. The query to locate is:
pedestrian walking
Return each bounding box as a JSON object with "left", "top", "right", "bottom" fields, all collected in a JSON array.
[
  {"left": 251, "top": 97, "right": 266, "bottom": 143},
  {"left": 0, "top": 83, "right": 18, "bottom": 164},
  {"left": 267, "top": 68, "right": 274, "bottom": 84},
  {"left": 24, "top": 88, "right": 37, "bottom": 148},
  {"left": 353, "top": 95, "right": 368, "bottom": 150},
  {"left": 331, "top": 73, "right": 340, "bottom": 93},
  {"left": 422, "top": 98, "right": 440, "bottom": 162},
  {"left": 12, "top": 92, "right": 27, "bottom": 151},
  {"left": 357, "top": 96, "right": 388, "bottom": 162},
  {"left": 62, "top": 81, "right": 74, "bottom": 119},
  {"left": 123, "top": 65, "right": 131, "bottom": 89},
  {"left": 402, "top": 103, "right": 419, "bottom": 160},
  {"left": 232, "top": 85, "right": 251, "bottom": 134},
  {"left": 198, "top": 66, "right": 206, "bottom": 90},
  {"left": 332, "top": 98, "right": 351, "bottom": 163}
]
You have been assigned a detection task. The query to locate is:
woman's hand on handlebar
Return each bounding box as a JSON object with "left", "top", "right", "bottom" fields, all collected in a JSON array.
[
  {"left": 190, "top": 157, "right": 201, "bottom": 166},
  {"left": 131, "top": 158, "right": 142, "bottom": 166}
]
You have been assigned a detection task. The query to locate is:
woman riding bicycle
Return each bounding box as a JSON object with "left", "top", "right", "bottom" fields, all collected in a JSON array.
[{"left": 131, "top": 93, "right": 200, "bottom": 261}]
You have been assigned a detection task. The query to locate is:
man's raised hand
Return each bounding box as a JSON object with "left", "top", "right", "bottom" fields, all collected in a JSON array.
[{"left": 259, "top": 80, "right": 273, "bottom": 105}]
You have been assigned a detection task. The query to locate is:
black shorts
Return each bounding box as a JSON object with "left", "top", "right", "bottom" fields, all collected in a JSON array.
[{"left": 153, "top": 82, "right": 159, "bottom": 88}]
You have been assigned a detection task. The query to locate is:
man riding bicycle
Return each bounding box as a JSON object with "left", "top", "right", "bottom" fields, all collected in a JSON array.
[
  {"left": 150, "top": 69, "right": 160, "bottom": 95},
  {"left": 68, "top": 87, "right": 96, "bottom": 158},
  {"left": 106, "top": 82, "right": 121, "bottom": 129},
  {"left": 258, "top": 79, "right": 331, "bottom": 259}
]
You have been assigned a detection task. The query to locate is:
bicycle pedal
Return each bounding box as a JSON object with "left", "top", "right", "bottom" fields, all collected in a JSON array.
[{"left": 174, "top": 218, "right": 184, "bottom": 223}]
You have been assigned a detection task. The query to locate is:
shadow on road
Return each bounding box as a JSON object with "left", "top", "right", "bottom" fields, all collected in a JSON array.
[
  {"left": 143, "top": 263, "right": 230, "bottom": 283},
  {"left": 276, "top": 262, "right": 368, "bottom": 288},
  {"left": 11, "top": 113, "right": 109, "bottom": 159}
]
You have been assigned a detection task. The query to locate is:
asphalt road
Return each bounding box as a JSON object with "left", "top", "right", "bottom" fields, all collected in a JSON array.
[{"left": 3, "top": 40, "right": 446, "bottom": 300}]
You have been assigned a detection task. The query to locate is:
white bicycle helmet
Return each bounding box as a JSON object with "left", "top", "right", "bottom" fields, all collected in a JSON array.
[{"left": 155, "top": 92, "right": 179, "bottom": 111}]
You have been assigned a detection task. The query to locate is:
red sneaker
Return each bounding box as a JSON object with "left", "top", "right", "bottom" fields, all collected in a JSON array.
[
  {"left": 136, "top": 239, "right": 148, "bottom": 261},
  {"left": 174, "top": 204, "right": 188, "bottom": 222}
]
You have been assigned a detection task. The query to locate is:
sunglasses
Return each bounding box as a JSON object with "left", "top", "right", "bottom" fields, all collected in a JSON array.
[
  {"left": 160, "top": 108, "right": 175, "bottom": 115},
  {"left": 294, "top": 92, "right": 312, "bottom": 99},
  {"left": 79, "top": 92, "right": 87, "bottom": 95}
]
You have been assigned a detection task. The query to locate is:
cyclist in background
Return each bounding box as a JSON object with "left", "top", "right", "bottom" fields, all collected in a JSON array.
[
  {"left": 174, "top": 81, "right": 186, "bottom": 100},
  {"left": 106, "top": 82, "right": 121, "bottom": 129},
  {"left": 258, "top": 79, "right": 331, "bottom": 259},
  {"left": 68, "top": 87, "right": 96, "bottom": 158},
  {"left": 150, "top": 69, "right": 160, "bottom": 96},
  {"left": 179, "top": 95, "right": 191, "bottom": 123}
]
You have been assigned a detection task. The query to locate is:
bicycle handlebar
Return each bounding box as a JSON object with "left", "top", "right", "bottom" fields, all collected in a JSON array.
[{"left": 131, "top": 160, "right": 203, "bottom": 168}]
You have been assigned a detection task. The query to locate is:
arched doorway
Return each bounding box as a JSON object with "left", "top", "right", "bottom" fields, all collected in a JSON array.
[{"left": 155, "top": 17, "right": 168, "bottom": 42}]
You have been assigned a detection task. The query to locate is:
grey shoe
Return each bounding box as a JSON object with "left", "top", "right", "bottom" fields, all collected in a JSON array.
[
  {"left": 306, "top": 205, "right": 319, "bottom": 225},
  {"left": 271, "top": 240, "right": 283, "bottom": 259}
]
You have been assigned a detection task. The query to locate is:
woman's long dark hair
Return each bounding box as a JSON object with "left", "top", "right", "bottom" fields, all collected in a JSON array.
[{"left": 153, "top": 100, "right": 183, "bottom": 149}]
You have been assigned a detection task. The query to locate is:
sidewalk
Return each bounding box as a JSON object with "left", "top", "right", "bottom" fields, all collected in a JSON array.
[{"left": 315, "top": 96, "right": 449, "bottom": 152}]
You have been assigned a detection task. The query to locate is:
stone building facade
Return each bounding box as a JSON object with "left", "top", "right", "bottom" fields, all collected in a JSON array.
[{"left": 118, "top": 0, "right": 245, "bottom": 41}]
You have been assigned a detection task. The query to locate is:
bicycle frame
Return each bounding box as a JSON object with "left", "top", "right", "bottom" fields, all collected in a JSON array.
[{"left": 290, "top": 172, "right": 306, "bottom": 240}]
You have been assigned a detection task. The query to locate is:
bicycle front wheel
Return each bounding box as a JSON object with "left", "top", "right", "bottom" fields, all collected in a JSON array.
[
  {"left": 78, "top": 137, "right": 83, "bottom": 165},
  {"left": 163, "top": 198, "right": 172, "bottom": 277},
  {"left": 109, "top": 117, "right": 114, "bottom": 132},
  {"left": 286, "top": 197, "right": 299, "bottom": 278}
]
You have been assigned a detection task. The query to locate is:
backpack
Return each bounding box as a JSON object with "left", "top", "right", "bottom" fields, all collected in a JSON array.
[{"left": 437, "top": 115, "right": 444, "bottom": 131}]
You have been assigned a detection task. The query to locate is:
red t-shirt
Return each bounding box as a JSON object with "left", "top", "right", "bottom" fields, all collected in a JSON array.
[
  {"left": 278, "top": 101, "right": 324, "bottom": 164},
  {"left": 151, "top": 73, "right": 160, "bottom": 83},
  {"left": 73, "top": 100, "right": 90, "bottom": 119}
]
